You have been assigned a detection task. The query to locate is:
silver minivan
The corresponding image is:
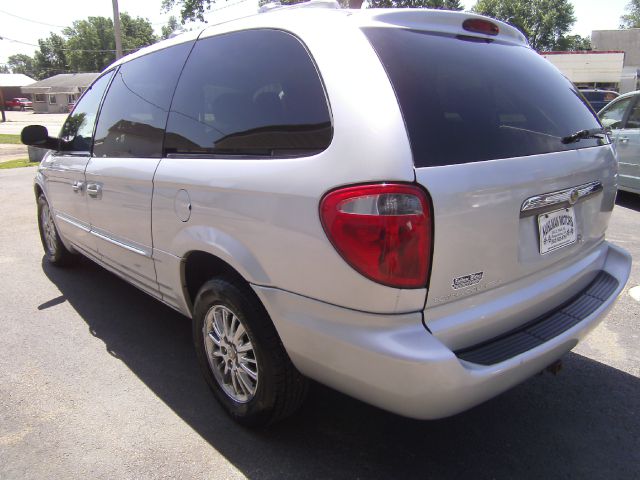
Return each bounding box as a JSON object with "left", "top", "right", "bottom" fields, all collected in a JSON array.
[{"left": 23, "top": 4, "right": 631, "bottom": 426}]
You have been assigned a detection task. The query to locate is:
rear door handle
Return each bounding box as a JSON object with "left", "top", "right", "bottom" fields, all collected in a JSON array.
[
  {"left": 86, "top": 183, "right": 102, "bottom": 198},
  {"left": 72, "top": 180, "right": 84, "bottom": 193},
  {"left": 620, "top": 136, "right": 629, "bottom": 143}
]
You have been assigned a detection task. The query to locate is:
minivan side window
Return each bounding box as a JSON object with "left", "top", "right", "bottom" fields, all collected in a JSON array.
[
  {"left": 93, "top": 42, "right": 194, "bottom": 158},
  {"left": 164, "top": 29, "right": 332, "bottom": 157},
  {"left": 59, "top": 71, "right": 115, "bottom": 152},
  {"left": 599, "top": 97, "right": 634, "bottom": 129}
]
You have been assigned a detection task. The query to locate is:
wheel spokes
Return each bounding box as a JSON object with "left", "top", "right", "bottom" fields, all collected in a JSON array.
[{"left": 203, "top": 304, "right": 259, "bottom": 403}]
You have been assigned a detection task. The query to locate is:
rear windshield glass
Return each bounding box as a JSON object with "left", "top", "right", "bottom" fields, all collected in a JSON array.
[
  {"left": 363, "top": 28, "right": 606, "bottom": 167},
  {"left": 582, "top": 91, "right": 618, "bottom": 102}
]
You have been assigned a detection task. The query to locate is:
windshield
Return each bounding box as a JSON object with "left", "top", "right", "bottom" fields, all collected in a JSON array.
[{"left": 363, "top": 28, "right": 607, "bottom": 167}]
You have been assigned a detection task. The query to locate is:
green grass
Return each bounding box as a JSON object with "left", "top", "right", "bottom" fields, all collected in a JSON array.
[
  {"left": 0, "top": 158, "right": 37, "bottom": 169},
  {"left": 0, "top": 134, "right": 22, "bottom": 145}
]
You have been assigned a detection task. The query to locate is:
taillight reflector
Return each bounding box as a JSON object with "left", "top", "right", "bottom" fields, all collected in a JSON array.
[
  {"left": 320, "top": 184, "right": 432, "bottom": 289},
  {"left": 463, "top": 18, "right": 499, "bottom": 36}
]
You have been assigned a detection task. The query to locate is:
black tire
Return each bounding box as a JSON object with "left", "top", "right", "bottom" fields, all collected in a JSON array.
[
  {"left": 37, "top": 194, "right": 77, "bottom": 266},
  {"left": 193, "top": 277, "right": 308, "bottom": 427}
]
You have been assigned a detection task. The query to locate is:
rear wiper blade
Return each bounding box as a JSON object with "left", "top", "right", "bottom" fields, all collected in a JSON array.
[{"left": 561, "top": 128, "right": 607, "bottom": 144}]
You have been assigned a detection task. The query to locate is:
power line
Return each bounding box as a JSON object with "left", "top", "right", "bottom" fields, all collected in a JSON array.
[
  {"left": 0, "top": 7, "right": 176, "bottom": 33},
  {"left": 0, "top": 35, "right": 138, "bottom": 53},
  {"left": 0, "top": 8, "right": 66, "bottom": 28},
  {"left": 0, "top": 0, "right": 253, "bottom": 55},
  {"left": 207, "top": 0, "right": 252, "bottom": 13}
]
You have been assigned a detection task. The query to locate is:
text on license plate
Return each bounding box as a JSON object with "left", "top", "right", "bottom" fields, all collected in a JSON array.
[{"left": 538, "top": 207, "right": 577, "bottom": 255}]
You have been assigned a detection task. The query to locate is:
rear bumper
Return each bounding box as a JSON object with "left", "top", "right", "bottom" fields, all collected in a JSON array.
[{"left": 253, "top": 242, "right": 631, "bottom": 420}]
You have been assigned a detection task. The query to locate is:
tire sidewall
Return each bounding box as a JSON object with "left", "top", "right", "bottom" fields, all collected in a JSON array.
[
  {"left": 37, "top": 195, "right": 61, "bottom": 263},
  {"left": 193, "top": 279, "right": 278, "bottom": 425}
]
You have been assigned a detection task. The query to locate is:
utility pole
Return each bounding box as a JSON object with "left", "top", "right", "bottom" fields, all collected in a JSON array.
[
  {"left": 0, "top": 89, "right": 5, "bottom": 123},
  {"left": 0, "top": 35, "right": 5, "bottom": 122},
  {"left": 112, "top": 0, "right": 123, "bottom": 60}
]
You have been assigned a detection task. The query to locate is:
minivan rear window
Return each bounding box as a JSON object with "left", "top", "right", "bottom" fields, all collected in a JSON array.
[{"left": 363, "top": 28, "right": 606, "bottom": 167}]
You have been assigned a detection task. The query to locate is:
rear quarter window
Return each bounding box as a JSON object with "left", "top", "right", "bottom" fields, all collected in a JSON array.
[
  {"left": 363, "top": 28, "right": 606, "bottom": 167},
  {"left": 164, "top": 29, "right": 332, "bottom": 157}
]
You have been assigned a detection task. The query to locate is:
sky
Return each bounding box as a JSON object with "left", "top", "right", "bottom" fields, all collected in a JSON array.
[{"left": 0, "top": 0, "right": 633, "bottom": 67}]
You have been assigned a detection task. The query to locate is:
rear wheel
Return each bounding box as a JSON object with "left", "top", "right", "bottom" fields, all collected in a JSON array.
[
  {"left": 37, "top": 194, "right": 77, "bottom": 266},
  {"left": 193, "top": 278, "right": 308, "bottom": 427}
]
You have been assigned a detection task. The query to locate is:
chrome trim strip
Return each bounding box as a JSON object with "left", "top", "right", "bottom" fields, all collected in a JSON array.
[
  {"left": 520, "top": 181, "right": 603, "bottom": 217},
  {"left": 90, "top": 229, "right": 151, "bottom": 257},
  {"left": 55, "top": 212, "right": 91, "bottom": 232}
]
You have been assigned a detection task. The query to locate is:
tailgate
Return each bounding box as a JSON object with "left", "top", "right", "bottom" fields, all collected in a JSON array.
[{"left": 417, "top": 146, "right": 617, "bottom": 344}]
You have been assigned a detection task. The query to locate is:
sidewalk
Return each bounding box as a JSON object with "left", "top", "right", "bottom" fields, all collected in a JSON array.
[
  {"left": 0, "top": 144, "right": 28, "bottom": 163},
  {"left": 0, "top": 110, "right": 66, "bottom": 135},
  {"left": 0, "top": 110, "right": 65, "bottom": 163}
]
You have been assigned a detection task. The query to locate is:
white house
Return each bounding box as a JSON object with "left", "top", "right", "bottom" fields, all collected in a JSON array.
[{"left": 21, "top": 73, "right": 100, "bottom": 113}]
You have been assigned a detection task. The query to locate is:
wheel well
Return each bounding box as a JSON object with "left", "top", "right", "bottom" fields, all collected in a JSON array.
[
  {"left": 34, "top": 183, "right": 43, "bottom": 199},
  {"left": 183, "top": 251, "right": 249, "bottom": 310}
]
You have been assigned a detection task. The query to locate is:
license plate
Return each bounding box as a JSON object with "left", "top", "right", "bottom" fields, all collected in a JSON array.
[{"left": 538, "top": 207, "right": 577, "bottom": 255}]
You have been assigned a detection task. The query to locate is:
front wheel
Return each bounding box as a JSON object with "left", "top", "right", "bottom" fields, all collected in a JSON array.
[
  {"left": 193, "top": 278, "right": 308, "bottom": 427},
  {"left": 37, "top": 194, "right": 77, "bottom": 266}
]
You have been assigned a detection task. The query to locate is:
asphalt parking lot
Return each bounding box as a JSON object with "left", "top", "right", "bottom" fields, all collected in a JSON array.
[{"left": 0, "top": 167, "right": 638, "bottom": 479}]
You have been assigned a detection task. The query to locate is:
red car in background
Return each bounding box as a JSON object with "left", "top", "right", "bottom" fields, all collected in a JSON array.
[{"left": 4, "top": 98, "right": 33, "bottom": 111}]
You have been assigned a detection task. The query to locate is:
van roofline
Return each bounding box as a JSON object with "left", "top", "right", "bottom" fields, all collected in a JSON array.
[{"left": 104, "top": 6, "right": 529, "bottom": 73}]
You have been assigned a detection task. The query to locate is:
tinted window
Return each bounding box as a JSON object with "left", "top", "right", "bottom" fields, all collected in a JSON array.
[
  {"left": 625, "top": 99, "right": 640, "bottom": 129},
  {"left": 93, "top": 42, "right": 193, "bottom": 158},
  {"left": 60, "top": 71, "right": 115, "bottom": 152},
  {"left": 599, "top": 97, "right": 633, "bottom": 130},
  {"left": 582, "top": 91, "right": 600, "bottom": 101},
  {"left": 364, "top": 29, "right": 606, "bottom": 167},
  {"left": 581, "top": 91, "right": 618, "bottom": 103},
  {"left": 164, "top": 29, "right": 332, "bottom": 157}
]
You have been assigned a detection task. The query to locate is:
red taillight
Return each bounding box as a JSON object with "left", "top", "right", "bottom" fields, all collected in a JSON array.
[
  {"left": 463, "top": 18, "right": 499, "bottom": 36},
  {"left": 320, "top": 184, "right": 432, "bottom": 289}
]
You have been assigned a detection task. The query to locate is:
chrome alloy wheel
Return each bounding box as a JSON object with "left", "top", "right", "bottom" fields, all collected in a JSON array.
[
  {"left": 41, "top": 203, "right": 58, "bottom": 255},
  {"left": 203, "top": 304, "right": 259, "bottom": 403}
]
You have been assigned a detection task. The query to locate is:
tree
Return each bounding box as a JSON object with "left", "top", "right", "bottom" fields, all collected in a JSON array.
[
  {"left": 161, "top": 16, "right": 181, "bottom": 39},
  {"left": 162, "top": 0, "right": 215, "bottom": 22},
  {"left": 472, "top": 0, "right": 575, "bottom": 51},
  {"left": 14, "top": 14, "right": 157, "bottom": 79},
  {"left": 7, "top": 54, "right": 37, "bottom": 78},
  {"left": 621, "top": 0, "right": 640, "bottom": 28},
  {"left": 63, "top": 14, "right": 157, "bottom": 73},
  {"left": 120, "top": 13, "right": 157, "bottom": 52},
  {"left": 0, "top": 65, "right": 9, "bottom": 74},
  {"left": 33, "top": 33, "right": 69, "bottom": 79},
  {"left": 556, "top": 34, "right": 591, "bottom": 51},
  {"left": 368, "top": 0, "right": 462, "bottom": 9}
]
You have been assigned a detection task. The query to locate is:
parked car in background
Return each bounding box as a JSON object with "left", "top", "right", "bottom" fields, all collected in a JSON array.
[
  {"left": 4, "top": 97, "right": 33, "bottom": 111},
  {"left": 598, "top": 91, "right": 640, "bottom": 195},
  {"left": 22, "top": 4, "right": 631, "bottom": 427},
  {"left": 580, "top": 89, "right": 619, "bottom": 112}
]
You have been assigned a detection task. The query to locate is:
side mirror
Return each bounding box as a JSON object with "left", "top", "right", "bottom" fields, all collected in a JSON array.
[{"left": 21, "top": 125, "right": 59, "bottom": 150}]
